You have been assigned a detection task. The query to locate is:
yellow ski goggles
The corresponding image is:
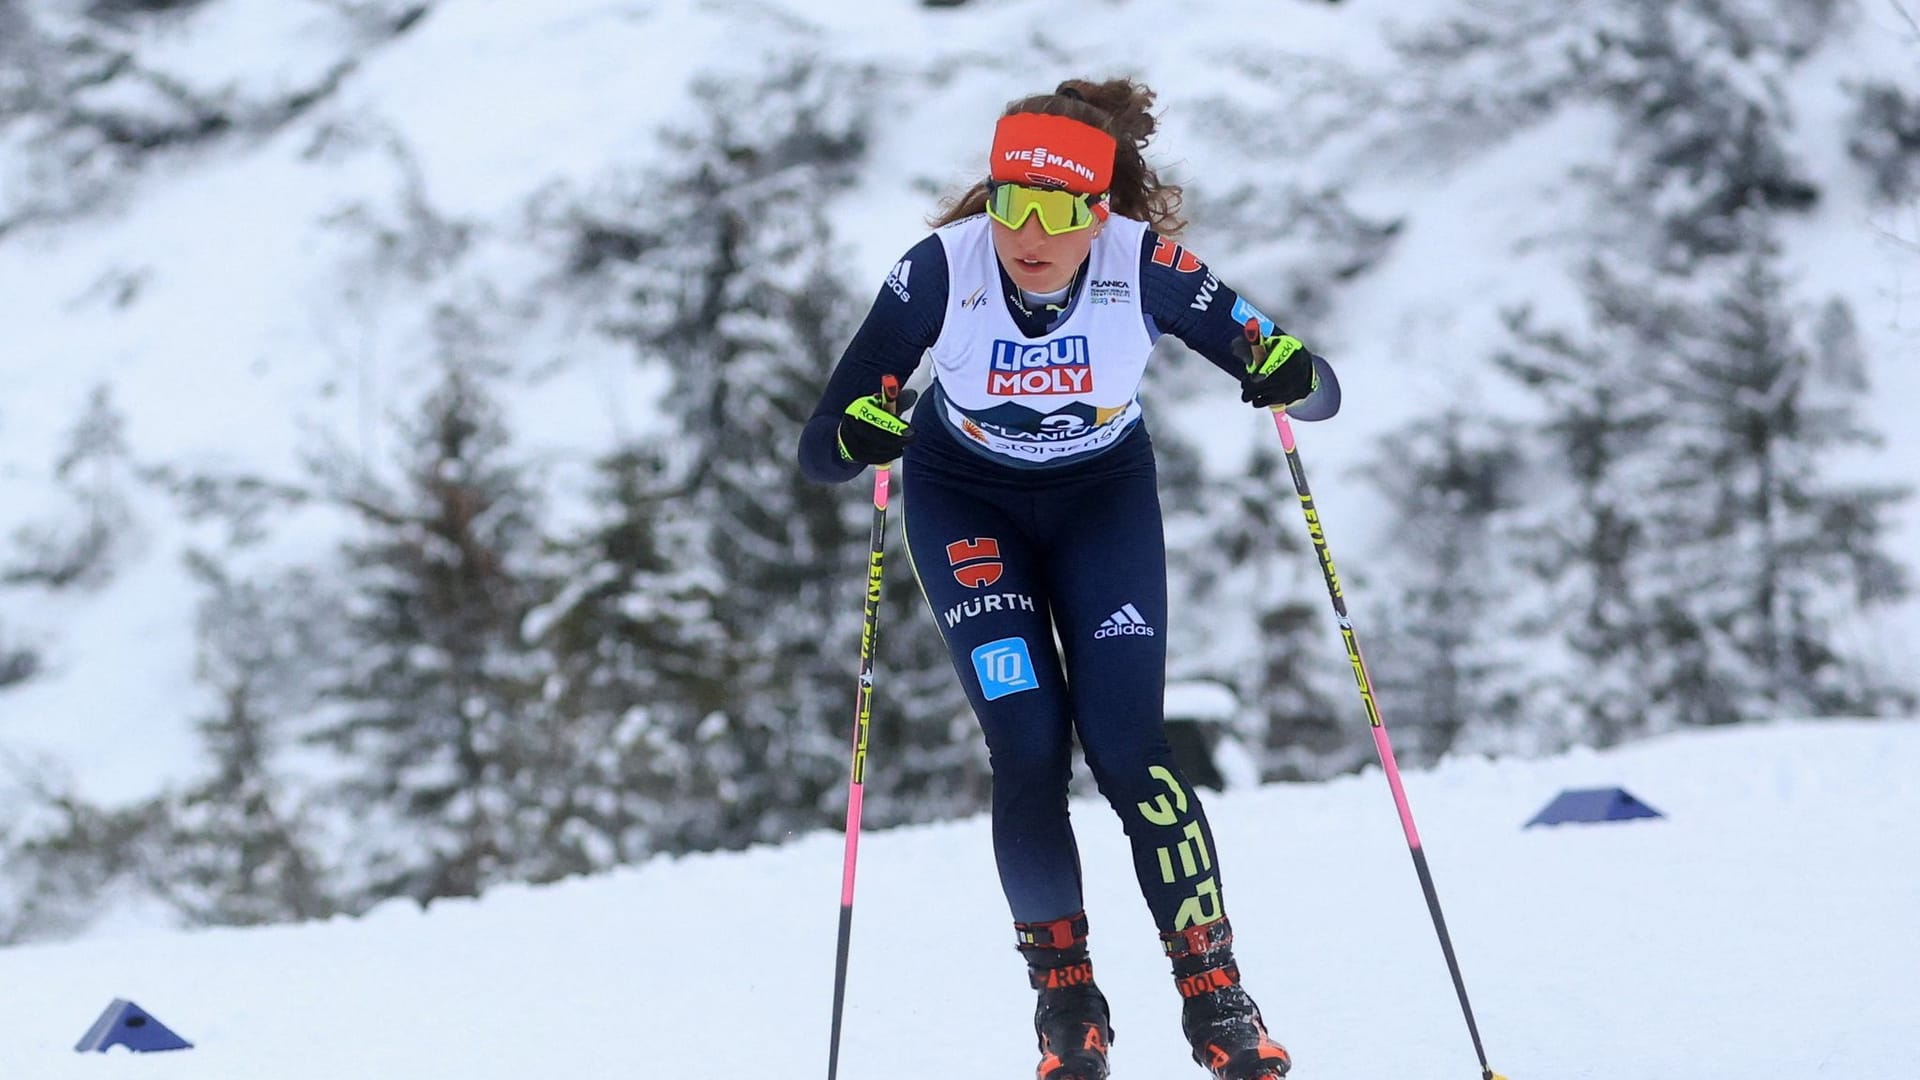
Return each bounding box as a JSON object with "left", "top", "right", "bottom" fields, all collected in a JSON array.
[{"left": 985, "top": 181, "right": 1106, "bottom": 235}]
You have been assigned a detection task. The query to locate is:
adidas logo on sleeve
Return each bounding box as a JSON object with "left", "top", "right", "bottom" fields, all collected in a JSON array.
[{"left": 1094, "top": 603, "right": 1156, "bottom": 639}]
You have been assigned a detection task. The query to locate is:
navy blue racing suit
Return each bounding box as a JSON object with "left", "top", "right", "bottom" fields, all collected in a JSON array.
[{"left": 800, "top": 220, "right": 1299, "bottom": 933}]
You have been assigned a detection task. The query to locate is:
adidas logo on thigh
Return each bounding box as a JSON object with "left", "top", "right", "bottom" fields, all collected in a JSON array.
[{"left": 1094, "top": 603, "right": 1156, "bottom": 639}]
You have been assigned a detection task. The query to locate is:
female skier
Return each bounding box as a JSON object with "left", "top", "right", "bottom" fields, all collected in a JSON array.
[{"left": 798, "top": 76, "right": 1336, "bottom": 1080}]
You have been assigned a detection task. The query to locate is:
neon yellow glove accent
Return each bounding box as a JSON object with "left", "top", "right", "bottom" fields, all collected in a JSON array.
[
  {"left": 844, "top": 393, "right": 909, "bottom": 436},
  {"left": 1245, "top": 333, "right": 1304, "bottom": 378}
]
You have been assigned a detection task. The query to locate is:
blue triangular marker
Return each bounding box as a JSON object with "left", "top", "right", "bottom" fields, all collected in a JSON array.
[
  {"left": 1524, "top": 786, "right": 1664, "bottom": 828},
  {"left": 74, "top": 998, "right": 193, "bottom": 1053}
]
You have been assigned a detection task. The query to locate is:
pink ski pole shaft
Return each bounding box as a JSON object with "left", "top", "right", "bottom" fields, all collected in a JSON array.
[
  {"left": 1261, "top": 348, "right": 1505, "bottom": 1079},
  {"left": 826, "top": 374, "right": 899, "bottom": 1080}
]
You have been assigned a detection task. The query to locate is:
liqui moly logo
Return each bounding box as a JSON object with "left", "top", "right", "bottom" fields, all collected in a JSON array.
[
  {"left": 987, "top": 336, "right": 1094, "bottom": 396},
  {"left": 1002, "top": 146, "right": 1099, "bottom": 185}
]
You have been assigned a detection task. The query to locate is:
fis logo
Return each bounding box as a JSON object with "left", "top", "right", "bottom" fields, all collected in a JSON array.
[
  {"left": 959, "top": 283, "right": 990, "bottom": 311},
  {"left": 1094, "top": 603, "right": 1156, "bottom": 639},
  {"left": 987, "top": 336, "right": 1093, "bottom": 396}
]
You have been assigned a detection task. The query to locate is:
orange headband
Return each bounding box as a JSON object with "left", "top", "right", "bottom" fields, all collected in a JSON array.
[{"left": 989, "top": 112, "right": 1116, "bottom": 195}]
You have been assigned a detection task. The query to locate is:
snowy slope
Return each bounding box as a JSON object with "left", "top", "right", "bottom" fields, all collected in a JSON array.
[{"left": 0, "top": 719, "right": 1912, "bottom": 1079}]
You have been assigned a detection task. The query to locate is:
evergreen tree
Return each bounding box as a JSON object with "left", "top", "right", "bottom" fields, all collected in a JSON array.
[
  {"left": 1584, "top": 2, "right": 1824, "bottom": 266},
  {"left": 1500, "top": 229, "right": 1911, "bottom": 736},
  {"left": 1497, "top": 260, "right": 1673, "bottom": 747},
  {"left": 541, "top": 57, "right": 983, "bottom": 851},
  {"left": 307, "top": 343, "right": 554, "bottom": 904},
  {"left": 1392, "top": 0, "right": 1832, "bottom": 263},
  {"left": 530, "top": 443, "right": 725, "bottom": 863},
  {"left": 0, "top": 771, "right": 158, "bottom": 943},
  {"left": 1363, "top": 410, "right": 1530, "bottom": 762},
  {"left": 5, "top": 384, "right": 138, "bottom": 590},
  {"left": 1847, "top": 79, "right": 1920, "bottom": 204},
  {"left": 149, "top": 555, "right": 340, "bottom": 925},
  {"left": 1638, "top": 227, "right": 1911, "bottom": 722}
]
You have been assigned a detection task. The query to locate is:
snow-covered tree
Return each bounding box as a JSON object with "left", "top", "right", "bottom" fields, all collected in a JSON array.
[
  {"left": 0, "top": 0, "right": 420, "bottom": 234},
  {"left": 5, "top": 384, "right": 139, "bottom": 591},
  {"left": 1847, "top": 79, "right": 1920, "bottom": 204},
  {"left": 306, "top": 349, "right": 554, "bottom": 904},
  {"left": 1500, "top": 227, "right": 1911, "bottom": 737},
  {"left": 1498, "top": 261, "right": 1678, "bottom": 747},
  {"left": 0, "top": 784, "right": 154, "bottom": 944},
  {"left": 1362, "top": 410, "right": 1530, "bottom": 762},
  {"left": 1584, "top": 3, "right": 1824, "bottom": 266},
  {"left": 148, "top": 555, "right": 340, "bottom": 925},
  {"left": 1391, "top": 0, "right": 1832, "bottom": 265},
  {"left": 540, "top": 56, "right": 985, "bottom": 850},
  {"left": 1636, "top": 228, "right": 1910, "bottom": 722},
  {"left": 529, "top": 443, "right": 726, "bottom": 864}
]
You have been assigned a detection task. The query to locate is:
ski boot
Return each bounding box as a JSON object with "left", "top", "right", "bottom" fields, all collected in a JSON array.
[
  {"left": 1018, "top": 912, "right": 1114, "bottom": 1080},
  {"left": 1161, "top": 918, "right": 1291, "bottom": 1080}
]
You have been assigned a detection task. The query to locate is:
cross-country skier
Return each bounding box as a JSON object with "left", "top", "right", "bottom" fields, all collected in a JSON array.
[{"left": 798, "top": 76, "right": 1337, "bottom": 1080}]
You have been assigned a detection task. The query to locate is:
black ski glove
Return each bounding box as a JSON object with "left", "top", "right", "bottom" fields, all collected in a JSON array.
[
  {"left": 1234, "top": 322, "right": 1321, "bottom": 411},
  {"left": 837, "top": 386, "right": 918, "bottom": 465}
]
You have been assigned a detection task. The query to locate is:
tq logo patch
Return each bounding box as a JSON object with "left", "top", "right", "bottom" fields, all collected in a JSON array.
[{"left": 947, "top": 537, "right": 1004, "bottom": 589}]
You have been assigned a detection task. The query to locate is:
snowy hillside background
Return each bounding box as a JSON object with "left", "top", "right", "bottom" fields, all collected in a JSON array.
[{"left": 2, "top": 0, "right": 1918, "bottom": 942}]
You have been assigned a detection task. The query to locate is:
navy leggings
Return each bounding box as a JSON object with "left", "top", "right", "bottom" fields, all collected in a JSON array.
[{"left": 902, "top": 430, "right": 1227, "bottom": 934}]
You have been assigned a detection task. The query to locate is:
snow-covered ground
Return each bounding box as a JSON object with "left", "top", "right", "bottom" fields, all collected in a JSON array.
[{"left": 0, "top": 719, "right": 1912, "bottom": 1079}]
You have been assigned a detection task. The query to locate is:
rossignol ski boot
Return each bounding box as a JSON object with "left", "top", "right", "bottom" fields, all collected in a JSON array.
[
  {"left": 1017, "top": 912, "right": 1114, "bottom": 1080},
  {"left": 1161, "top": 918, "right": 1291, "bottom": 1080}
]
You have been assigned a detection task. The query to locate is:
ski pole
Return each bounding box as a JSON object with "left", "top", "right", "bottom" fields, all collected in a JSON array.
[
  {"left": 826, "top": 374, "right": 900, "bottom": 1080},
  {"left": 1255, "top": 329, "right": 1506, "bottom": 1080}
]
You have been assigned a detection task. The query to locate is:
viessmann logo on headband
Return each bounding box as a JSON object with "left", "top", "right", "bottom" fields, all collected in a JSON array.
[
  {"left": 987, "top": 337, "right": 1093, "bottom": 395},
  {"left": 1000, "top": 146, "right": 1099, "bottom": 187},
  {"left": 990, "top": 113, "right": 1116, "bottom": 193}
]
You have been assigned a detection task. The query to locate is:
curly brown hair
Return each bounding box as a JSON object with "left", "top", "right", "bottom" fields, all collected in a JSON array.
[{"left": 931, "top": 76, "right": 1187, "bottom": 236}]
